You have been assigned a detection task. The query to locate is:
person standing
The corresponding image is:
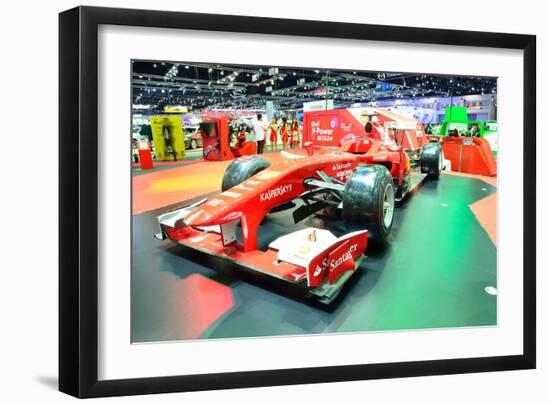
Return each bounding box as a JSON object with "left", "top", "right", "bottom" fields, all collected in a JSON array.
[
  {"left": 268, "top": 117, "right": 278, "bottom": 152},
  {"left": 162, "top": 117, "right": 177, "bottom": 161},
  {"left": 290, "top": 117, "right": 300, "bottom": 149},
  {"left": 425, "top": 122, "right": 433, "bottom": 135},
  {"left": 251, "top": 113, "right": 267, "bottom": 154},
  {"left": 236, "top": 124, "right": 247, "bottom": 148},
  {"left": 280, "top": 117, "right": 289, "bottom": 150}
]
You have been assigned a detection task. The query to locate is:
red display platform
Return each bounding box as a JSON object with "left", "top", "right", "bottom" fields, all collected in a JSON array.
[
  {"left": 137, "top": 139, "right": 153, "bottom": 170},
  {"left": 440, "top": 136, "right": 497, "bottom": 177}
]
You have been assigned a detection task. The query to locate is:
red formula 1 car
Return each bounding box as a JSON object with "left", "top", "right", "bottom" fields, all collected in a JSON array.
[{"left": 156, "top": 118, "right": 442, "bottom": 303}]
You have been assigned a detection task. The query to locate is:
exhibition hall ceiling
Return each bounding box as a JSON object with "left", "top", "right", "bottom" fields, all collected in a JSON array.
[{"left": 132, "top": 61, "right": 497, "bottom": 111}]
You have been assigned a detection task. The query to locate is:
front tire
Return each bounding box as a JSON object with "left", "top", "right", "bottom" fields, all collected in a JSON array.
[
  {"left": 190, "top": 139, "right": 198, "bottom": 149},
  {"left": 221, "top": 156, "right": 271, "bottom": 191},
  {"left": 343, "top": 165, "right": 395, "bottom": 243},
  {"left": 420, "top": 143, "right": 441, "bottom": 180}
]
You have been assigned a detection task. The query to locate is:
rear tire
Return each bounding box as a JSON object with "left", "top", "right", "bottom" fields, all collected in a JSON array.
[
  {"left": 343, "top": 165, "right": 394, "bottom": 243},
  {"left": 420, "top": 143, "right": 441, "bottom": 180},
  {"left": 221, "top": 156, "right": 271, "bottom": 191}
]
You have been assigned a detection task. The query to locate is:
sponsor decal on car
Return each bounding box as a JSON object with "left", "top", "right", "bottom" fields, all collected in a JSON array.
[
  {"left": 306, "top": 230, "right": 367, "bottom": 287},
  {"left": 336, "top": 169, "right": 353, "bottom": 179},
  {"left": 256, "top": 170, "right": 282, "bottom": 180},
  {"left": 260, "top": 184, "right": 293, "bottom": 202},
  {"left": 206, "top": 198, "right": 224, "bottom": 207},
  {"left": 329, "top": 162, "right": 353, "bottom": 180},
  {"left": 329, "top": 243, "right": 358, "bottom": 271},
  {"left": 313, "top": 257, "right": 328, "bottom": 277},
  {"left": 311, "top": 243, "right": 357, "bottom": 277},
  {"left": 332, "top": 162, "right": 352, "bottom": 171},
  {"left": 340, "top": 133, "right": 361, "bottom": 145},
  {"left": 221, "top": 191, "right": 241, "bottom": 198},
  {"left": 235, "top": 183, "right": 254, "bottom": 192}
]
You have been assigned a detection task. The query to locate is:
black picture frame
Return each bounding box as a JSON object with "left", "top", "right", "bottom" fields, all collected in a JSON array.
[{"left": 59, "top": 5, "right": 536, "bottom": 398}]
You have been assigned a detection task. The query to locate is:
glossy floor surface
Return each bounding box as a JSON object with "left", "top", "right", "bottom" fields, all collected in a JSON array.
[{"left": 132, "top": 170, "right": 497, "bottom": 343}]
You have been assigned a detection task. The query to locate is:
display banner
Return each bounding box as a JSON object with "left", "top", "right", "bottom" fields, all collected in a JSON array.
[
  {"left": 150, "top": 115, "right": 186, "bottom": 161},
  {"left": 163, "top": 105, "right": 188, "bottom": 113},
  {"left": 302, "top": 109, "right": 364, "bottom": 147},
  {"left": 303, "top": 108, "right": 427, "bottom": 151}
]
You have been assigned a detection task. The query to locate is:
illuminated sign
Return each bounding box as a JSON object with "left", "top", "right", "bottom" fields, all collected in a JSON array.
[
  {"left": 163, "top": 105, "right": 188, "bottom": 113},
  {"left": 313, "top": 87, "right": 328, "bottom": 96},
  {"left": 375, "top": 82, "right": 393, "bottom": 92}
]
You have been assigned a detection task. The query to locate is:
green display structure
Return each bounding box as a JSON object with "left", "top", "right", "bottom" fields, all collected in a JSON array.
[{"left": 438, "top": 106, "right": 498, "bottom": 154}]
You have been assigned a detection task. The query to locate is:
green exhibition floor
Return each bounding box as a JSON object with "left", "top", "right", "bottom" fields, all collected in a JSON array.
[{"left": 131, "top": 173, "right": 497, "bottom": 343}]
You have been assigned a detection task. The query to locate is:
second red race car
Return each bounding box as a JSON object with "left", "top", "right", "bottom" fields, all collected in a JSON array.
[{"left": 156, "top": 113, "right": 443, "bottom": 304}]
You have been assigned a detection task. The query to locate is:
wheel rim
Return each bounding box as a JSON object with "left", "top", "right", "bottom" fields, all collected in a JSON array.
[
  {"left": 191, "top": 140, "right": 197, "bottom": 149},
  {"left": 382, "top": 182, "right": 395, "bottom": 229}
]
